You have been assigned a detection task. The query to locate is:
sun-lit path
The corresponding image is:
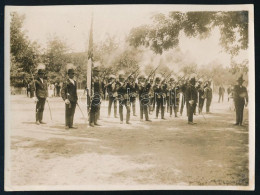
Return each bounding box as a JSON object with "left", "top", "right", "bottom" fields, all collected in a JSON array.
[{"left": 8, "top": 94, "right": 249, "bottom": 187}]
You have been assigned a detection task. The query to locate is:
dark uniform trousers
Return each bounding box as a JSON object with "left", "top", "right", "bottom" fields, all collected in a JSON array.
[
  {"left": 119, "top": 99, "right": 130, "bottom": 123},
  {"left": 140, "top": 95, "right": 149, "bottom": 120},
  {"left": 233, "top": 85, "right": 248, "bottom": 125},
  {"left": 89, "top": 93, "right": 101, "bottom": 125},
  {"left": 36, "top": 97, "right": 46, "bottom": 122},
  {"left": 34, "top": 78, "right": 48, "bottom": 122},
  {"left": 180, "top": 94, "right": 185, "bottom": 116},
  {"left": 169, "top": 96, "right": 179, "bottom": 117},
  {"left": 130, "top": 97, "right": 136, "bottom": 116},
  {"left": 149, "top": 96, "right": 154, "bottom": 113},
  {"left": 65, "top": 101, "right": 77, "bottom": 127},
  {"left": 198, "top": 98, "right": 205, "bottom": 114},
  {"left": 187, "top": 103, "right": 195, "bottom": 122},
  {"left": 235, "top": 100, "right": 245, "bottom": 125},
  {"left": 156, "top": 97, "right": 165, "bottom": 119},
  {"left": 206, "top": 98, "right": 212, "bottom": 113},
  {"left": 108, "top": 96, "right": 117, "bottom": 117}
]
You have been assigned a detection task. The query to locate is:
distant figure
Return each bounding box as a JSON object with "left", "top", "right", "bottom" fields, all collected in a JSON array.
[
  {"left": 233, "top": 75, "right": 248, "bottom": 126},
  {"left": 218, "top": 85, "right": 225, "bottom": 103},
  {"left": 55, "top": 82, "right": 61, "bottom": 97},
  {"left": 204, "top": 81, "right": 213, "bottom": 114}
]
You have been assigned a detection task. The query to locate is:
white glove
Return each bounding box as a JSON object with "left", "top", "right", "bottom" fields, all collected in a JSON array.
[
  {"left": 33, "top": 97, "right": 38, "bottom": 103},
  {"left": 65, "top": 99, "right": 70, "bottom": 104},
  {"left": 189, "top": 100, "right": 194, "bottom": 105}
]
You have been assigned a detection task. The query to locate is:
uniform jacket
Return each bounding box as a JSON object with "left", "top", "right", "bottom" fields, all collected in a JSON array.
[
  {"left": 34, "top": 77, "right": 48, "bottom": 99},
  {"left": 233, "top": 85, "right": 248, "bottom": 104},
  {"left": 61, "top": 79, "right": 78, "bottom": 103},
  {"left": 185, "top": 84, "right": 198, "bottom": 103},
  {"left": 204, "top": 86, "right": 213, "bottom": 100}
]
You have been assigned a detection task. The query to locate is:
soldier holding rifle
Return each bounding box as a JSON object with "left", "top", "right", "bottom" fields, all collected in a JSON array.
[
  {"left": 106, "top": 74, "right": 118, "bottom": 118},
  {"left": 117, "top": 71, "right": 131, "bottom": 124},
  {"left": 138, "top": 74, "right": 152, "bottom": 122}
]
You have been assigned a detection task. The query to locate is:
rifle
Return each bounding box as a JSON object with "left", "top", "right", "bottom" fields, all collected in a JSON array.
[
  {"left": 164, "top": 70, "right": 175, "bottom": 82},
  {"left": 124, "top": 67, "right": 140, "bottom": 83},
  {"left": 147, "top": 64, "right": 161, "bottom": 80}
]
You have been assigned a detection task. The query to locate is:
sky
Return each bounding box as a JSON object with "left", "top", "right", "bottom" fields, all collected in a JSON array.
[{"left": 7, "top": 5, "right": 249, "bottom": 67}]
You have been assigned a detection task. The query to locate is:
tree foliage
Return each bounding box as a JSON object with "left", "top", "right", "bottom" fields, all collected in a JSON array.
[{"left": 128, "top": 11, "right": 248, "bottom": 56}]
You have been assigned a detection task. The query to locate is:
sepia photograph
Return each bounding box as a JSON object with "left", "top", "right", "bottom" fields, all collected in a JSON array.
[{"left": 4, "top": 4, "right": 255, "bottom": 191}]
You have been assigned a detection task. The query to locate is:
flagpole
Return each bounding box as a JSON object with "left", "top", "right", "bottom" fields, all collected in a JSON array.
[{"left": 86, "top": 12, "right": 93, "bottom": 125}]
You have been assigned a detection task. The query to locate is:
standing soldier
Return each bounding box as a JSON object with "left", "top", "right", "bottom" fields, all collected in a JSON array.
[
  {"left": 129, "top": 75, "right": 138, "bottom": 116},
  {"left": 204, "top": 81, "right": 213, "bottom": 114},
  {"left": 138, "top": 74, "right": 152, "bottom": 122},
  {"left": 107, "top": 74, "right": 118, "bottom": 118},
  {"left": 233, "top": 75, "right": 248, "bottom": 126},
  {"left": 89, "top": 66, "right": 102, "bottom": 127},
  {"left": 198, "top": 81, "right": 205, "bottom": 114},
  {"left": 61, "top": 67, "right": 78, "bottom": 129},
  {"left": 153, "top": 75, "right": 166, "bottom": 119},
  {"left": 117, "top": 72, "right": 131, "bottom": 124},
  {"left": 168, "top": 77, "right": 180, "bottom": 117},
  {"left": 180, "top": 79, "right": 187, "bottom": 116},
  {"left": 33, "top": 64, "right": 49, "bottom": 125},
  {"left": 218, "top": 85, "right": 225, "bottom": 103},
  {"left": 185, "top": 77, "right": 198, "bottom": 124}
]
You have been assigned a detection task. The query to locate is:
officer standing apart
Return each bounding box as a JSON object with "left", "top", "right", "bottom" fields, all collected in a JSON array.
[
  {"left": 233, "top": 75, "right": 248, "bottom": 126},
  {"left": 61, "top": 67, "right": 78, "bottom": 129},
  {"left": 185, "top": 77, "right": 198, "bottom": 125},
  {"left": 33, "top": 64, "right": 49, "bottom": 125}
]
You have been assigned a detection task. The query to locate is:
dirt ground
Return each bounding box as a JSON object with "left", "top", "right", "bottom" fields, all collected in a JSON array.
[{"left": 7, "top": 93, "right": 249, "bottom": 189}]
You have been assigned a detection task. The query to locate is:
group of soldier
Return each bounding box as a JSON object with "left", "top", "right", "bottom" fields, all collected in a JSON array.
[{"left": 31, "top": 63, "right": 248, "bottom": 129}]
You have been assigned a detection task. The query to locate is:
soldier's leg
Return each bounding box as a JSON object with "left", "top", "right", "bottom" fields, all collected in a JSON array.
[
  {"left": 113, "top": 98, "right": 117, "bottom": 118},
  {"left": 140, "top": 101, "right": 144, "bottom": 120},
  {"left": 161, "top": 98, "right": 165, "bottom": 119},
  {"left": 39, "top": 98, "right": 46, "bottom": 122},
  {"left": 144, "top": 104, "right": 149, "bottom": 121},
  {"left": 94, "top": 105, "right": 101, "bottom": 125},
  {"left": 132, "top": 98, "right": 136, "bottom": 116},
  {"left": 70, "top": 102, "right": 77, "bottom": 127},
  {"left": 65, "top": 103, "right": 70, "bottom": 127},
  {"left": 126, "top": 100, "right": 131, "bottom": 123},
  {"left": 36, "top": 99, "right": 41, "bottom": 122},
  {"left": 119, "top": 102, "right": 123, "bottom": 122},
  {"left": 193, "top": 103, "right": 197, "bottom": 115},
  {"left": 156, "top": 99, "right": 160, "bottom": 118},
  {"left": 239, "top": 103, "right": 245, "bottom": 125},
  {"left": 108, "top": 97, "right": 113, "bottom": 116},
  {"left": 234, "top": 103, "right": 240, "bottom": 124},
  {"left": 187, "top": 103, "right": 191, "bottom": 122}
]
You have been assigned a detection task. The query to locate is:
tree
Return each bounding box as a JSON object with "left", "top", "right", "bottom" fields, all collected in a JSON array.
[
  {"left": 128, "top": 11, "right": 248, "bottom": 56},
  {"left": 10, "top": 12, "right": 41, "bottom": 87}
]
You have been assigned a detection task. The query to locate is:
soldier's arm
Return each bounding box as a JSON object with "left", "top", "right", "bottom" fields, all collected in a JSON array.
[{"left": 61, "top": 82, "right": 67, "bottom": 101}]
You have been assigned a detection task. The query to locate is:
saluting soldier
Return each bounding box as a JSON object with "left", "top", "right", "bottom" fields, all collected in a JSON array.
[
  {"left": 185, "top": 77, "right": 198, "bottom": 125},
  {"left": 233, "top": 75, "right": 248, "bottom": 126},
  {"left": 107, "top": 74, "right": 118, "bottom": 118},
  {"left": 128, "top": 75, "right": 138, "bottom": 116},
  {"left": 61, "top": 67, "right": 78, "bottom": 129},
  {"left": 204, "top": 81, "right": 213, "bottom": 114},
  {"left": 117, "top": 72, "right": 131, "bottom": 124},
  {"left": 33, "top": 64, "right": 49, "bottom": 125},
  {"left": 138, "top": 74, "right": 152, "bottom": 122},
  {"left": 89, "top": 66, "right": 102, "bottom": 127}
]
